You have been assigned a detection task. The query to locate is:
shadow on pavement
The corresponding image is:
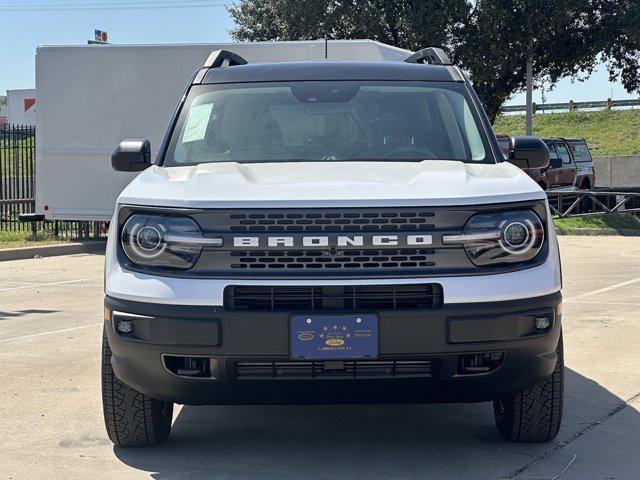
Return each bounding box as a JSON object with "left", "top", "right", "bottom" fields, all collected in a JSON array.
[
  {"left": 113, "top": 368, "right": 638, "bottom": 480},
  {"left": 0, "top": 309, "right": 58, "bottom": 319}
]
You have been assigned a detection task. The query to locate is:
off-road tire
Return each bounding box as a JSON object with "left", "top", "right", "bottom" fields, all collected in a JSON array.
[
  {"left": 493, "top": 334, "right": 564, "bottom": 442},
  {"left": 102, "top": 327, "right": 173, "bottom": 447}
]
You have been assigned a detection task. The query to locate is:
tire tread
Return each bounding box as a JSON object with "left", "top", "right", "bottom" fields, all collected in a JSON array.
[
  {"left": 101, "top": 327, "right": 172, "bottom": 447},
  {"left": 494, "top": 335, "right": 564, "bottom": 442}
]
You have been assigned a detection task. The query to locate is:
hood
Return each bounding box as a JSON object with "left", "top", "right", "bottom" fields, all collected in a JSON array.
[{"left": 117, "top": 160, "right": 545, "bottom": 209}]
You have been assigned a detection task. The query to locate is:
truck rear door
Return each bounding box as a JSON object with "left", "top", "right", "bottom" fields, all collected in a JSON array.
[{"left": 553, "top": 141, "right": 578, "bottom": 188}]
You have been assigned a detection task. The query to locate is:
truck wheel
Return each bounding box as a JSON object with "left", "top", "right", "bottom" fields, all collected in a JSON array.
[
  {"left": 102, "top": 327, "right": 173, "bottom": 447},
  {"left": 493, "top": 335, "right": 564, "bottom": 442}
]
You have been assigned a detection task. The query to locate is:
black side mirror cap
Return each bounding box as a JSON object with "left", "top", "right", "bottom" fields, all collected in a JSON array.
[
  {"left": 508, "top": 136, "right": 550, "bottom": 170},
  {"left": 112, "top": 139, "right": 152, "bottom": 172}
]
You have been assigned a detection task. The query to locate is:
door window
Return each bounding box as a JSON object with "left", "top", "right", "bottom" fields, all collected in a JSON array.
[{"left": 555, "top": 143, "right": 573, "bottom": 165}]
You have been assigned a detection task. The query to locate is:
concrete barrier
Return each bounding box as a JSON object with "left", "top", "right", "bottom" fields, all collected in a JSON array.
[{"left": 594, "top": 156, "right": 640, "bottom": 188}]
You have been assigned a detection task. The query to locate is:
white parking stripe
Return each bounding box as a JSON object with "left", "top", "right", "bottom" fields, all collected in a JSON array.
[
  {"left": 565, "top": 277, "right": 640, "bottom": 303},
  {"left": 0, "top": 278, "right": 90, "bottom": 292},
  {"left": 0, "top": 323, "right": 100, "bottom": 342}
]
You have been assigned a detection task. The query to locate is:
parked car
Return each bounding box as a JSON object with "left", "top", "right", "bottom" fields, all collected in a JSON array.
[
  {"left": 497, "top": 134, "right": 595, "bottom": 191},
  {"left": 565, "top": 138, "right": 596, "bottom": 190},
  {"left": 539, "top": 138, "right": 578, "bottom": 190},
  {"left": 103, "top": 47, "right": 563, "bottom": 447}
]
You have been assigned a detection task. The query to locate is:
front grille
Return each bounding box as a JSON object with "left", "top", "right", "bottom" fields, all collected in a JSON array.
[
  {"left": 228, "top": 210, "right": 436, "bottom": 232},
  {"left": 229, "top": 248, "right": 436, "bottom": 270},
  {"left": 224, "top": 284, "right": 443, "bottom": 312},
  {"left": 233, "top": 360, "right": 432, "bottom": 380}
]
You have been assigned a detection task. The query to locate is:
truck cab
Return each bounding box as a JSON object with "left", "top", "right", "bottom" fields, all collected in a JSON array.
[
  {"left": 541, "top": 137, "right": 578, "bottom": 190},
  {"left": 102, "top": 48, "right": 563, "bottom": 447},
  {"left": 566, "top": 138, "right": 596, "bottom": 190}
]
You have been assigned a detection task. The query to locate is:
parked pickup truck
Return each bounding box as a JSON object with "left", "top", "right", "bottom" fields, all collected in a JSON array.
[
  {"left": 103, "top": 48, "right": 563, "bottom": 447},
  {"left": 564, "top": 138, "right": 596, "bottom": 190},
  {"left": 497, "top": 134, "right": 595, "bottom": 191}
]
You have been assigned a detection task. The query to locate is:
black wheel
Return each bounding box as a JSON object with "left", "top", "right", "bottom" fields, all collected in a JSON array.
[
  {"left": 493, "top": 335, "right": 564, "bottom": 442},
  {"left": 102, "top": 327, "right": 173, "bottom": 447}
]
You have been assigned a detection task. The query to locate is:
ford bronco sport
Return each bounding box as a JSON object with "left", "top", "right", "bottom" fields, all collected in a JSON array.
[{"left": 103, "top": 48, "right": 563, "bottom": 446}]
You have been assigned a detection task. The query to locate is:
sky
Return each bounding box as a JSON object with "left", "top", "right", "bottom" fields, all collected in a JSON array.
[{"left": 0, "top": 0, "right": 638, "bottom": 107}]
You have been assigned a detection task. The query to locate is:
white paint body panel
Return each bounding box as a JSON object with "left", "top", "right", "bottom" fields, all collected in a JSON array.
[
  {"left": 34, "top": 40, "right": 410, "bottom": 220},
  {"left": 105, "top": 168, "right": 561, "bottom": 305},
  {"left": 117, "top": 160, "right": 544, "bottom": 208},
  {"left": 105, "top": 223, "right": 561, "bottom": 306}
]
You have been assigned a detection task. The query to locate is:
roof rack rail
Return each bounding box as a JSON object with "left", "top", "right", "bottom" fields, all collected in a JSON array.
[
  {"left": 203, "top": 49, "right": 248, "bottom": 68},
  {"left": 405, "top": 47, "right": 452, "bottom": 66}
]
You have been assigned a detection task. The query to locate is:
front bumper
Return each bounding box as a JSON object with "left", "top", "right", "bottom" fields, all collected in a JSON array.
[{"left": 104, "top": 292, "right": 562, "bottom": 405}]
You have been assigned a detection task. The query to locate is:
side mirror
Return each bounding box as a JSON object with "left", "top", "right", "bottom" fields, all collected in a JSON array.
[
  {"left": 507, "top": 136, "right": 550, "bottom": 169},
  {"left": 112, "top": 139, "right": 152, "bottom": 172}
]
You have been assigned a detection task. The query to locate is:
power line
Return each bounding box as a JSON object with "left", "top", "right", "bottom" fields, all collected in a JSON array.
[{"left": 0, "top": 0, "right": 233, "bottom": 11}]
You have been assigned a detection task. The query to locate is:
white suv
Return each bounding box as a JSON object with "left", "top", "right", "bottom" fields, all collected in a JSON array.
[{"left": 102, "top": 48, "right": 563, "bottom": 446}]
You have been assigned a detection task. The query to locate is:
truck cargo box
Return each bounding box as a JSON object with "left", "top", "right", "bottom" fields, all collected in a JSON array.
[{"left": 35, "top": 40, "right": 409, "bottom": 220}]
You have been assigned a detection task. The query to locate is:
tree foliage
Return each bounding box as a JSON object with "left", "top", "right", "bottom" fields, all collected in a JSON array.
[
  {"left": 454, "top": 0, "right": 616, "bottom": 120},
  {"left": 229, "top": 0, "right": 640, "bottom": 121},
  {"left": 229, "top": 0, "right": 470, "bottom": 50},
  {"left": 601, "top": 0, "right": 640, "bottom": 94}
]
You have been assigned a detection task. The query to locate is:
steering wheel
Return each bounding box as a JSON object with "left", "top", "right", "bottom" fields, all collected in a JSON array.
[{"left": 383, "top": 146, "right": 438, "bottom": 160}]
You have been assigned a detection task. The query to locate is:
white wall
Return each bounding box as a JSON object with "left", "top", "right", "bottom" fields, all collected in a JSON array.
[
  {"left": 7, "top": 89, "right": 36, "bottom": 126},
  {"left": 594, "top": 156, "right": 640, "bottom": 188}
]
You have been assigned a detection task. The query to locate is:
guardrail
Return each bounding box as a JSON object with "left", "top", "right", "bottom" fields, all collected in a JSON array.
[
  {"left": 501, "top": 98, "right": 640, "bottom": 114},
  {"left": 547, "top": 190, "right": 640, "bottom": 218}
]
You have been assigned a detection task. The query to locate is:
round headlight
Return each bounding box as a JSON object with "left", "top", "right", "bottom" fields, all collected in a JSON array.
[
  {"left": 121, "top": 214, "right": 203, "bottom": 269},
  {"left": 128, "top": 223, "right": 167, "bottom": 259},
  {"left": 500, "top": 220, "right": 536, "bottom": 254},
  {"left": 453, "top": 209, "right": 545, "bottom": 266},
  {"left": 137, "top": 225, "right": 163, "bottom": 251}
]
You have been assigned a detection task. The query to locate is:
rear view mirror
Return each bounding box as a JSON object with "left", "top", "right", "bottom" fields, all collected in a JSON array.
[
  {"left": 507, "top": 136, "right": 550, "bottom": 169},
  {"left": 112, "top": 139, "right": 152, "bottom": 172}
]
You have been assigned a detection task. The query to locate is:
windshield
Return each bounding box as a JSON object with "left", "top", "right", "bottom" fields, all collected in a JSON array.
[{"left": 163, "top": 81, "right": 490, "bottom": 166}]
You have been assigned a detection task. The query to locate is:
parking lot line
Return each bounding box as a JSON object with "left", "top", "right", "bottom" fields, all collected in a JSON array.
[
  {"left": 0, "top": 278, "right": 90, "bottom": 292},
  {"left": 564, "top": 277, "right": 640, "bottom": 303},
  {"left": 0, "top": 322, "right": 101, "bottom": 342}
]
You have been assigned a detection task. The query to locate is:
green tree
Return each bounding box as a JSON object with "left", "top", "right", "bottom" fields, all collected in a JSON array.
[
  {"left": 229, "top": 0, "right": 470, "bottom": 51},
  {"left": 601, "top": 0, "right": 640, "bottom": 95},
  {"left": 454, "top": 0, "right": 615, "bottom": 120},
  {"left": 229, "top": 0, "right": 639, "bottom": 121}
]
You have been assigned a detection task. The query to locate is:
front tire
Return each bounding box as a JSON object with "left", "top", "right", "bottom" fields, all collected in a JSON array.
[
  {"left": 102, "top": 327, "right": 173, "bottom": 447},
  {"left": 493, "top": 335, "right": 564, "bottom": 442}
]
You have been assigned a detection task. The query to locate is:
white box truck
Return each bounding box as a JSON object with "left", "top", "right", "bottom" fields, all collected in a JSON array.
[
  {"left": 35, "top": 41, "right": 409, "bottom": 220},
  {"left": 7, "top": 88, "right": 37, "bottom": 126}
]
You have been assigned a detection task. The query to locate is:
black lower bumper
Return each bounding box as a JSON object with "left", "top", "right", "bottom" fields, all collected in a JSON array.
[{"left": 104, "top": 292, "right": 562, "bottom": 405}]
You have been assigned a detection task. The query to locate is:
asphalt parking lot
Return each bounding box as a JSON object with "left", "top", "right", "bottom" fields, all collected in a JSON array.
[{"left": 1, "top": 235, "right": 640, "bottom": 480}]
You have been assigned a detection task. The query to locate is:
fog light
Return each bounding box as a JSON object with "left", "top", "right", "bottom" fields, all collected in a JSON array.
[
  {"left": 534, "top": 316, "right": 551, "bottom": 330},
  {"left": 117, "top": 319, "right": 134, "bottom": 333}
]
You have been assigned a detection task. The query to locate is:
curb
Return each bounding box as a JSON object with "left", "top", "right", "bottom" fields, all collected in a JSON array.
[
  {"left": 0, "top": 241, "right": 107, "bottom": 262},
  {"left": 556, "top": 228, "right": 640, "bottom": 237}
]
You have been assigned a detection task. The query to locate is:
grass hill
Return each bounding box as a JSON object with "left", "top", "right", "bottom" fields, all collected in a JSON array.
[{"left": 493, "top": 108, "right": 640, "bottom": 157}]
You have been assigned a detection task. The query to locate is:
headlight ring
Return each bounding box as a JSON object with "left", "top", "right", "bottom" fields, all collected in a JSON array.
[
  {"left": 120, "top": 214, "right": 205, "bottom": 270},
  {"left": 443, "top": 209, "right": 546, "bottom": 266}
]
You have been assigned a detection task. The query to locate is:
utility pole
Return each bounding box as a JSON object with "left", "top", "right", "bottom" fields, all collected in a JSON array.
[{"left": 525, "top": 56, "right": 533, "bottom": 136}]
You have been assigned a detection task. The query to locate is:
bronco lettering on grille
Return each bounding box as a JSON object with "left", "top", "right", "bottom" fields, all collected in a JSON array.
[{"left": 232, "top": 235, "right": 433, "bottom": 248}]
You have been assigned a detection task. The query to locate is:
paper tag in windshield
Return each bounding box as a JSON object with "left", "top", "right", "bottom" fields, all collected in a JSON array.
[{"left": 182, "top": 103, "right": 214, "bottom": 142}]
